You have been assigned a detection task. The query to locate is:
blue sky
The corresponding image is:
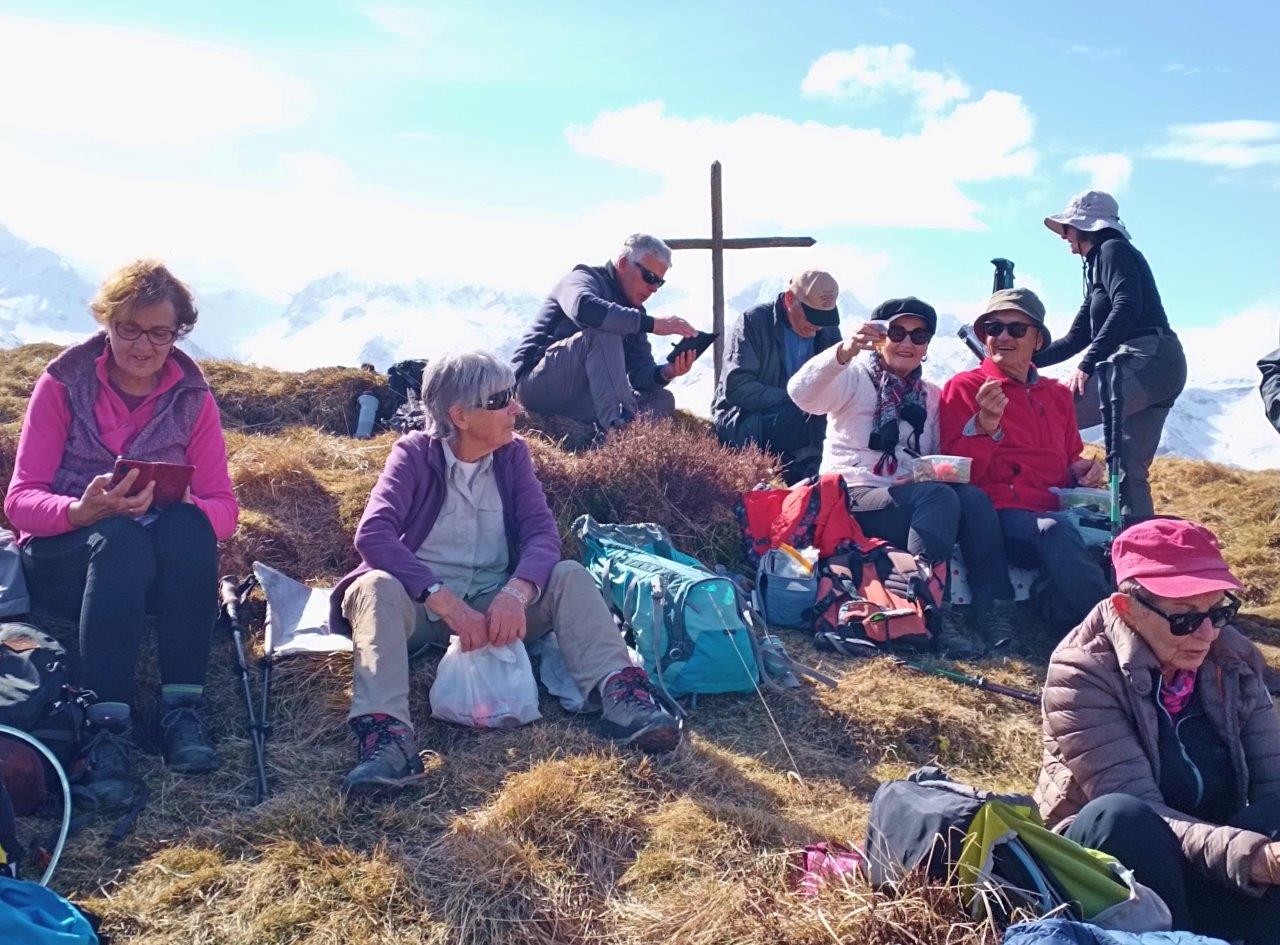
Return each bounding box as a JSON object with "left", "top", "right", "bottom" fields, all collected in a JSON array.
[{"left": 0, "top": 1, "right": 1277, "bottom": 340}]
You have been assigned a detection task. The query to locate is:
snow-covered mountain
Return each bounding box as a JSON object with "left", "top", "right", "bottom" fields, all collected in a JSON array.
[
  {"left": 0, "top": 224, "right": 97, "bottom": 347},
  {"left": 1, "top": 226, "right": 1276, "bottom": 469}
]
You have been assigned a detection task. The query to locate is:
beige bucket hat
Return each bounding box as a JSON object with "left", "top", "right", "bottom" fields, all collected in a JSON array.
[{"left": 1044, "top": 190, "right": 1132, "bottom": 240}]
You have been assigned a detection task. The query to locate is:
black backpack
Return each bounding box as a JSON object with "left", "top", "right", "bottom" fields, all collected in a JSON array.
[{"left": 0, "top": 624, "right": 84, "bottom": 766}]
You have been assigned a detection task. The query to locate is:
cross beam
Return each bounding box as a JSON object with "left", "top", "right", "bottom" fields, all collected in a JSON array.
[{"left": 665, "top": 161, "right": 816, "bottom": 386}]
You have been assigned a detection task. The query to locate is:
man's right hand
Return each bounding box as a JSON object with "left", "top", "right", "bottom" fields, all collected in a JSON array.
[
  {"left": 975, "top": 378, "right": 1009, "bottom": 435},
  {"left": 652, "top": 315, "right": 696, "bottom": 338},
  {"left": 67, "top": 470, "right": 156, "bottom": 528}
]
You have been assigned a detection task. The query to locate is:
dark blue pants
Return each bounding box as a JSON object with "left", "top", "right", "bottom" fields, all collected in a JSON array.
[
  {"left": 21, "top": 504, "right": 219, "bottom": 705},
  {"left": 1066, "top": 793, "right": 1280, "bottom": 944},
  {"left": 998, "top": 509, "right": 1111, "bottom": 628},
  {"left": 850, "top": 482, "right": 1015, "bottom": 608}
]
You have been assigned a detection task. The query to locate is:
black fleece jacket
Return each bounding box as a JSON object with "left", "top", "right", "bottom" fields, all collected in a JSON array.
[
  {"left": 1035, "top": 235, "right": 1172, "bottom": 375},
  {"left": 510, "top": 261, "right": 664, "bottom": 392}
]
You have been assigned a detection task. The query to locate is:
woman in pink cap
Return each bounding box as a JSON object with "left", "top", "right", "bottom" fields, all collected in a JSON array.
[{"left": 1037, "top": 518, "right": 1280, "bottom": 943}]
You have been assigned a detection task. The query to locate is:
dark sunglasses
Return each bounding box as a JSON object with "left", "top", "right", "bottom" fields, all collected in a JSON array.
[
  {"left": 982, "top": 320, "right": 1034, "bottom": 339},
  {"left": 886, "top": 324, "right": 933, "bottom": 345},
  {"left": 1132, "top": 590, "right": 1240, "bottom": 636},
  {"left": 635, "top": 262, "right": 666, "bottom": 287},
  {"left": 476, "top": 387, "right": 516, "bottom": 410}
]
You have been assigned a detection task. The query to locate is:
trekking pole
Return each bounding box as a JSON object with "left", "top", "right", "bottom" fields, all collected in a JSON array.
[
  {"left": 890, "top": 656, "right": 1039, "bottom": 706},
  {"left": 991, "top": 257, "right": 1015, "bottom": 291},
  {"left": 957, "top": 325, "right": 987, "bottom": 362},
  {"left": 1097, "top": 354, "right": 1130, "bottom": 536},
  {"left": 219, "top": 575, "right": 269, "bottom": 803}
]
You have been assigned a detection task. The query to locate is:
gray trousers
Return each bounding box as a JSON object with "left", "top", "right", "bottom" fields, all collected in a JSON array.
[
  {"left": 341, "top": 561, "right": 631, "bottom": 729},
  {"left": 1076, "top": 332, "right": 1187, "bottom": 519},
  {"left": 517, "top": 328, "right": 675, "bottom": 429},
  {"left": 999, "top": 509, "right": 1111, "bottom": 629}
]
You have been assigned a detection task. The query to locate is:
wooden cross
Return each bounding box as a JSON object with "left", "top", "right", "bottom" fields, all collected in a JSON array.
[{"left": 665, "top": 161, "right": 816, "bottom": 386}]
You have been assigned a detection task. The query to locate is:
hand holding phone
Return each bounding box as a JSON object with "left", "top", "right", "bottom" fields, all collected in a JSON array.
[
  {"left": 666, "top": 331, "right": 719, "bottom": 364},
  {"left": 109, "top": 459, "right": 195, "bottom": 509}
]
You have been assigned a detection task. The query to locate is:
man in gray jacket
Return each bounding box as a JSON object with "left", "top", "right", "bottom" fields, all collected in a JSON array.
[
  {"left": 712, "top": 270, "right": 842, "bottom": 483},
  {"left": 512, "top": 234, "right": 698, "bottom": 433}
]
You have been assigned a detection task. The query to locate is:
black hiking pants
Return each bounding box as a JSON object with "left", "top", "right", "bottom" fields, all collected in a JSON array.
[
  {"left": 848, "top": 482, "right": 1014, "bottom": 608},
  {"left": 997, "top": 509, "right": 1111, "bottom": 629},
  {"left": 20, "top": 504, "right": 219, "bottom": 705},
  {"left": 1066, "top": 792, "right": 1280, "bottom": 945}
]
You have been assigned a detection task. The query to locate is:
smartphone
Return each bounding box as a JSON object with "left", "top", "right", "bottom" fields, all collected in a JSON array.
[
  {"left": 110, "top": 459, "right": 195, "bottom": 509},
  {"left": 666, "top": 331, "right": 719, "bottom": 364}
]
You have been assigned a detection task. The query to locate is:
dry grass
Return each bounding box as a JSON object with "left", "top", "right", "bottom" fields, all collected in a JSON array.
[{"left": 0, "top": 343, "right": 1277, "bottom": 943}]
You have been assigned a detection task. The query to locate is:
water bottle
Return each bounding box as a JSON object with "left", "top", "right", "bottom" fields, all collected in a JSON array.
[{"left": 354, "top": 391, "right": 379, "bottom": 439}]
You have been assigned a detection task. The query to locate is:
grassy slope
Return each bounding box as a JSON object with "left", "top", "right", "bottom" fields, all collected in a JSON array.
[{"left": 1, "top": 343, "right": 1277, "bottom": 945}]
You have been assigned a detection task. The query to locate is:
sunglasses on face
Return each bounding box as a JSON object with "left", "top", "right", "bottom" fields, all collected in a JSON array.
[
  {"left": 1133, "top": 590, "right": 1240, "bottom": 637},
  {"left": 982, "top": 320, "right": 1034, "bottom": 340},
  {"left": 114, "top": 322, "right": 177, "bottom": 345},
  {"left": 635, "top": 262, "right": 666, "bottom": 288},
  {"left": 475, "top": 387, "right": 517, "bottom": 410},
  {"left": 886, "top": 324, "right": 933, "bottom": 345}
]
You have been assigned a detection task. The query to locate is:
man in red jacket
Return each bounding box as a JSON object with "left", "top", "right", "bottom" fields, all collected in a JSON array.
[{"left": 940, "top": 288, "right": 1110, "bottom": 629}]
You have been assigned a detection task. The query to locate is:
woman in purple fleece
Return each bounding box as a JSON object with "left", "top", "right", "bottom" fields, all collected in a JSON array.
[{"left": 330, "top": 350, "right": 680, "bottom": 799}]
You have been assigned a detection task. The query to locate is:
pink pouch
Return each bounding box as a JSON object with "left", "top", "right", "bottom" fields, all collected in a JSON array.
[{"left": 790, "top": 842, "right": 866, "bottom": 897}]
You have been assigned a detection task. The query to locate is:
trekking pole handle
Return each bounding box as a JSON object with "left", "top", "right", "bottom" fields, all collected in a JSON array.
[{"left": 219, "top": 575, "right": 244, "bottom": 630}]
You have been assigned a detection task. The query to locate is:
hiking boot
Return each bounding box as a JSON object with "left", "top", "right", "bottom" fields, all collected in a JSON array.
[
  {"left": 342, "top": 713, "right": 426, "bottom": 801},
  {"left": 598, "top": 666, "right": 681, "bottom": 753},
  {"left": 71, "top": 702, "right": 143, "bottom": 813},
  {"left": 160, "top": 700, "right": 220, "bottom": 775},
  {"left": 967, "top": 600, "right": 1020, "bottom": 651},
  {"left": 935, "top": 609, "right": 986, "bottom": 661}
]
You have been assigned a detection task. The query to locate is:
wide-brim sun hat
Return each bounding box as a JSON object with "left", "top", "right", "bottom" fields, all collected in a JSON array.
[{"left": 1044, "top": 190, "right": 1132, "bottom": 240}]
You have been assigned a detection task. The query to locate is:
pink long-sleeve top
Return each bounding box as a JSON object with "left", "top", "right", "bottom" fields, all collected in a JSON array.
[{"left": 4, "top": 347, "right": 238, "bottom": 542}]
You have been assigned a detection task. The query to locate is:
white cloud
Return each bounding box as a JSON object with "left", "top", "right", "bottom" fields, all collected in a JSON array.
[
  {"left": 1067, "top": 44, "right": 1123, "bottom": 60},
  {"left": 0, "top": 14, "right": 315, "bottom": 147},
  {"left": 566, "top": 93, "right": 1035, "bottom": 233},
  {"left": 1163, "top": 62, "right": 1201, "bottom": 75},
  {"left": 801, "top": 44, "right": 970, "bottom": 115},
  {"left": 363, "top": 4, "right": 432, "bottom": 47},
  {"left": 1154, "top": 120, "right": 1280, "bottom": 169},
  {"left": 1064, "top": 153, "right": 1133, "bottom": 192}
]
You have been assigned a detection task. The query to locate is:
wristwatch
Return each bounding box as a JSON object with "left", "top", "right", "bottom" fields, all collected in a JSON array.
[{"left": 417, "top": 581, "right": 445, "bottom": 603}]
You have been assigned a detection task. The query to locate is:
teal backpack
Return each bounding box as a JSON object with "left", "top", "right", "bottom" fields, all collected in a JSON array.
[{"left": 574, "top": 515, "right": 760, "bottom": 700}]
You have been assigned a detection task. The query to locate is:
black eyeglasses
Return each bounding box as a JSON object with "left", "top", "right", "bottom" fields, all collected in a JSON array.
[
  {"left": 635, "top": 262, "right": 666, "bottom": 288},
  {"left": 887, "top": 325, "right": 933, "bottom": 345},
  {"left": 982, "top": 320, "right": 1034, "bottom": 339},
  {"left": 1132, "top": 590, "right": 1240, "bottom": 636},
  {"left": 114, "top": 322, "right": 178, "bottom": 345},
  {"left": 476, "top": 387, "right": 516, "bottom": 410}
]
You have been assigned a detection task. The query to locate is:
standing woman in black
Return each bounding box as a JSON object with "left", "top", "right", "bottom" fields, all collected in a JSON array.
[{"left": 1036, "top": 191, "right": 1187, "bottom": 519}]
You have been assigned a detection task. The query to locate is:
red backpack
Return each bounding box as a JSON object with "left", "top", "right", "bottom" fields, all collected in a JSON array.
[{"left": 738, "top": 475, "right": 943, "bottom": 652}]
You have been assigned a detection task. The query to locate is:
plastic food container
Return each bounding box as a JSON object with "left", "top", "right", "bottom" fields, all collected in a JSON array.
[
  {"left": 912, "top": 455, "right": 972, "bottom": 484},
  {"left": 1051, "top": 486, "right": 1112, "bottom": 516}
]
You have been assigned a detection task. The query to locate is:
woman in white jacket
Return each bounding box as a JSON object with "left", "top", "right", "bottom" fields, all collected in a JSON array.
[{"left": 788, "top": 297, "right": 1016, "bottom": 648}]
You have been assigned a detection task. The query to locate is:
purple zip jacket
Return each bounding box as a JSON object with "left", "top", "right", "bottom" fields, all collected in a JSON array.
[{"left": 329, "top": 432, "right": 561, "bottom": 634}]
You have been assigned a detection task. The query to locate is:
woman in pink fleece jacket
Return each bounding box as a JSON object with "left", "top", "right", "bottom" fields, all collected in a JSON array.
[{"left": 4, "top": 260, "right": 237, "bottom": 806}]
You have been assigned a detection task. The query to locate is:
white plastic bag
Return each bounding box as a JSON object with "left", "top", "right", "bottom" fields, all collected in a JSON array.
[{"left": 429, "top": 639, "right": 541, "bottom": 728}]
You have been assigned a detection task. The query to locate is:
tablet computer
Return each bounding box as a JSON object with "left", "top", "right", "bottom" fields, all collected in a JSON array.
[
  {"left": 110, "top": 459, "right": 195, "bottom": 509},
  {"left": 666, "top": 331, "right": 719, "bottom": 363}
]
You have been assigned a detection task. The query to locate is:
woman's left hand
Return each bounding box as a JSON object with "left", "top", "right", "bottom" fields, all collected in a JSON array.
[
  {"left": 1068, "top": 369, "right": 1091, "bottom": 397},
  {"left": 182, "top": 487, "right": 194, "bottom": 504}
]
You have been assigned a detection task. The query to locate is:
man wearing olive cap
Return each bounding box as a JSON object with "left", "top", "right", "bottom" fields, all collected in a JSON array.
[{"left": 712, "top": 270, "right": 842, "bottom": 483}]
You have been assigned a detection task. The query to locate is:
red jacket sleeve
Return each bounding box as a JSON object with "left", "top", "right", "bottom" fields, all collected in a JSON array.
[{"left": 939, "top": 371, "right": 1001, "bottom": 486}]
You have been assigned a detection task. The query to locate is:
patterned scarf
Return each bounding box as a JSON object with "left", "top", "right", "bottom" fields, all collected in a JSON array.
[
  {"left": 868, "top": 351, "right": 928, "bottom": 477},
  {"left": 1160, "top": 670, "right": 1197, "bottom": 717}
]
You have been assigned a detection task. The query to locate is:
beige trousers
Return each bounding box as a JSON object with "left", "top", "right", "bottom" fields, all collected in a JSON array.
[{"left": 342, "top": 560, "right": 629, "bottom": 728}]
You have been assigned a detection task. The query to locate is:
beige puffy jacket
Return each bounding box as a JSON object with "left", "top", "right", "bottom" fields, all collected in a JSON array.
[{"left": 1036, "top": 599, "right": 1280, "bottom": 895}]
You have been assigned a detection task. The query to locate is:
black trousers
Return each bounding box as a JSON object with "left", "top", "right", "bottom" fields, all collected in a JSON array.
[
  {"left": 1066, "top": 793, "right": 1280, "bottom": 945},
  {"left": 848, "top": 482, "right": 1015, "bottom": 608},
  {"left": 20, "top": 504, "right": 219, "bottom": 705},
  {"left": 998, "top": 509, "right": 1112, "bottom": 628},
  {"left": 756, "top": 402, "right": 826, "bottom": 485}
]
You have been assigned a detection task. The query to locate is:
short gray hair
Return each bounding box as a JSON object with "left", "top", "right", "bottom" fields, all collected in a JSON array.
[
  {"left": 619, "top": 233, "right": 672, "bottom": 268},
  {"left": 421, "top": 350, "right": 515, "bottom": 441}
]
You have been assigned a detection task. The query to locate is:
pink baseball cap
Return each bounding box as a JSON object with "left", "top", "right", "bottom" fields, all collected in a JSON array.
[{"left": 1111, "top": 519, "right": 1243, "bottom": 599}]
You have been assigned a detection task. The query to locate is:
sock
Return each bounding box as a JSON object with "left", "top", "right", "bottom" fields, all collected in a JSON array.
[{"left": 161, "top": 683, "right": 204, "bottom": 709}]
